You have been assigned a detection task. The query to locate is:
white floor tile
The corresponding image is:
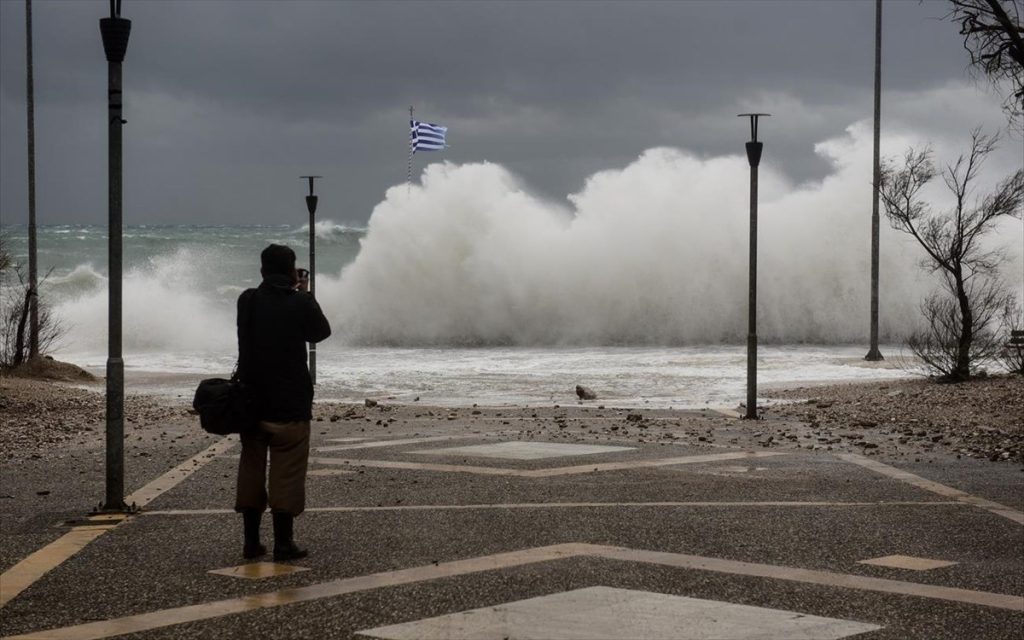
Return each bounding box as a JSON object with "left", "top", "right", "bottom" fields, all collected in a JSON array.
[
  {"left": 858, "top": 555, "right": 957, "bottom": 571},
  {"left": 356, "top": 586, "right": 882, "bottom": 639},
  {"left": 411, "top": 441, "right": 635, "bottom": 460}
]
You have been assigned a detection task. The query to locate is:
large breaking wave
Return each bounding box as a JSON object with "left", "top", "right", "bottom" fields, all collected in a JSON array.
[
  {"left": 44, "top": 123, "right": 1022, "bottom": 352},
  {"left": 320, "top": 123, "right": 1021, "bottom": 345}
]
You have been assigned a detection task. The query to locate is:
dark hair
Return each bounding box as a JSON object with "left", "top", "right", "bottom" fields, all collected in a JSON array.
[{"left": 261, "top": 244, "right": 296, "bottom": 277}]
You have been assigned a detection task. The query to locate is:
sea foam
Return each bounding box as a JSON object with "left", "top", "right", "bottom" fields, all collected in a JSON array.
[
  {"left": 46, "top": 123, "right": 1022, "bottom": 354},
  {"left": 54, "top": 247, "right": 235, "bottom": 354},
  {"left": 320, "top": 124, "right": 1016, "bottom": 346}
]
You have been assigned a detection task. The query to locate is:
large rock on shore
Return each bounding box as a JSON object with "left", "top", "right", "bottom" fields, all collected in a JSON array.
[{"left": 576, "top": 385, "right": 597, "bottom": 400}]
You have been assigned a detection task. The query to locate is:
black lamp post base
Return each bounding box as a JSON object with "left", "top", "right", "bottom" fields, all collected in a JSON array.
[
  {"left": 94, "top": 501, "right": 137, "bottom": 515},
  {"left": 864, "top": 349, "right": 885, "bottom": 361}
]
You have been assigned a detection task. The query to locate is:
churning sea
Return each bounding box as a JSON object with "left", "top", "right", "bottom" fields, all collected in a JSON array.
[{"left": 3, "top": 223, "right": 912, "bottom": 407}]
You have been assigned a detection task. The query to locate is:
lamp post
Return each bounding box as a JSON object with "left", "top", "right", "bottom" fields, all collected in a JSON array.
[
  {"left": 739, "top": 113, "right": 769, "bottom": 420},
  {"left": 99, "top": 0, "right": 130, "bottom": 511},
  {"left": 865, "top": 0, "right": 884, "bottom": 361},
  {"left": 25, "top": 0, "right": 38, "bottom": 359},
  {"left": 300, "top": 176, "right": 321, "bottom": 385}
]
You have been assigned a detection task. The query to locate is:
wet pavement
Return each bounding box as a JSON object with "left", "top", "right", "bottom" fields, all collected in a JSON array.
[{"left": 1, "top": 406, "right": 1022, "bottom": 639}]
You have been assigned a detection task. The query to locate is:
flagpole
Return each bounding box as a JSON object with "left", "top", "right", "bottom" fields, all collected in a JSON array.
[{"left": 407, "top": 105, "right": 414, "bottom": 186}]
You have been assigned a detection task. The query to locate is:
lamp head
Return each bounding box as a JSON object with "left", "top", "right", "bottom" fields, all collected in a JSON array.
[
  {"left": 737, "top": 113, "right": 771, "bottom": 142},
  {"left": 299, "top": 176, "right": 322, "bottom": 196}
]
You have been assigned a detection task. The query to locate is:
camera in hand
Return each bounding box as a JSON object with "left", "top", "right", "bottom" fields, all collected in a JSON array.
[{"left": 295, "top": 268, "right": 310, "bottom": 291}]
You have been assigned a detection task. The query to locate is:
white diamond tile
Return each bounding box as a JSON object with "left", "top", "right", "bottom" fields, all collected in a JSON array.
[
  {"left": 411, "top": 441, "right": 634, "bottom": 460},
  {"left": 208, "top": 562, "right": 310, "bottom": 580},
  {"left": 356, "top": 586, "right": 882, "bottom": 639},
  {"left": 858, "top": 555, "right": 957, "bottom": 571}
]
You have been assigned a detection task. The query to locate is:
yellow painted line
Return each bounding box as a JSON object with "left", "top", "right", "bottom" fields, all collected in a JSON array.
[
  {"left": 0, "top": 438, "right": 237, "bottom": 609},
  {"left": 86, "top": 514, "right": 127, "bottom": 523},
  {"left": 126, "top": 437, "right": 238, "bottom": 508},
  {"left": 1, "top": 545, "right": 585, "bottom": 640},
  {"left": 307, "top": 468, "right": 356, "bottom": 477},
  {"left": 65, "top": 525, "right": 119, "bottom": 532},
  {"left": 0, "top": 528, "right": 108, "bottom": 608},
  {"left": 6, "top": 542, "right": 1022, "bottom": 639},
  {"left": 316, "top": 435, "right": 477, "bottom": 452},
  {"left": 208, "top": 562, "right": 310, "bottom": 580},
  {"left": 838, "top": 453, "right": 1024, "bottom": 525},
  {"left": 857, "top": 555, "right": 957, "bottom": 571},
  {"left": 588, "top": 544, "right": 1024, "bottom": 612},
  {"left": 527, "top": 450, "right": 786, "bottom": 477},
  {"left": 310, "top": 457, "right": 522, "bottom": 476},
  {"left": 310, "top": 450, "right": 788, "bottom": 478},
  {"left": 306, "top": 499, "right": 960, "bottom": 511},
  {"left": 140, "top": 500, "right": 965, "bottom": 517}
]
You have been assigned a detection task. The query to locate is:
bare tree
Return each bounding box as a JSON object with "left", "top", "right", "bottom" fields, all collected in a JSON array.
[
  {"left": 880, "top": 128, "right": 1024, "bottom": 380},
  {"left": 947, "top": 0, "right": 1024, "bottom": 122},
  {"left": 0, "top": 234, "right": 63, "bottom": 369}
]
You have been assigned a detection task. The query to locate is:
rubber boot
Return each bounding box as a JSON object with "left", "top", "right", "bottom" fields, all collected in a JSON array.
[
  {"left": 242, "top": 509, "right": 266, "bottom": 559},
  {"left": 272, "top": 512, "right": 308, "bottom": 561}
]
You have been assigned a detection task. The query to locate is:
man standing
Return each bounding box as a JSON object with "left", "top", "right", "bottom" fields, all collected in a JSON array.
[{"left": 235, "top": 244, "right": 331, "bottom": 561}]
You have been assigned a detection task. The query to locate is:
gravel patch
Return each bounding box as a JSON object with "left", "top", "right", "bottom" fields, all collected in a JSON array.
[
  {"left": 761, "top": 374, "right": 1023, "bottom": 463},
  {"left": 0, "top": 375, "right": 192, "bottom": 458}
]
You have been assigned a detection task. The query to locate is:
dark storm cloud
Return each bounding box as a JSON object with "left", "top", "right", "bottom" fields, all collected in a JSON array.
[{"left": 0, "top": 0, "right": 1004, "bottom": 225}]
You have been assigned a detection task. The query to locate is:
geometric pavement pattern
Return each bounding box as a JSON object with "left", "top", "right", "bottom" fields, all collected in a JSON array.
[{"left": 2, "top": 434, "right": 1022, "bottom": 639}]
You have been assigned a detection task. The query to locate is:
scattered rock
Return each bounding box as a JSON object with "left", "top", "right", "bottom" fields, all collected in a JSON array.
[
  {"left": 575, "top": 385, "right": 597, "bottom": 401},
  {"left": 763, "top": 374, "right": 1023, "bottom": 463}
]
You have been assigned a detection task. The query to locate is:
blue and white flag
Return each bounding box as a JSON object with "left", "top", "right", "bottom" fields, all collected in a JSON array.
[{"left": 410, "top": 120, "right": 448, "bottom": 153}]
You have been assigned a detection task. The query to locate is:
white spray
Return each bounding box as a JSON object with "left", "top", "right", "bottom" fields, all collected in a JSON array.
[
  {"left": 322, "top": 123, "right": 1018, "bottom": 346},
  {"left": 48, "top": 123, "right": 1021, "bottom": 355}
]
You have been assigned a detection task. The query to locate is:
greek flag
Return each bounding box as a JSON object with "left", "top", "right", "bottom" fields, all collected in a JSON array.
[{"left": 410, "top": 120, "right": 447, "bottom": 153}]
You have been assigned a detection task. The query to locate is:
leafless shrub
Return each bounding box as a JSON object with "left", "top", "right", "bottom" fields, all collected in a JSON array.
[
  {"left": 0, "top": 233, "right": 64, "bottom": 369},
  {"left": 906, "top": 279, "right": 1013, "bottom": 377},
  {"left": 997, "top": 299, "right": 1024, "bottom": 374}
]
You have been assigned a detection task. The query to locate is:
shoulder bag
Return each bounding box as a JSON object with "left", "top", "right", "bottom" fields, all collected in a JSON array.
[{"left": 192, "top": 290, "right": 258, "bottom": 435}]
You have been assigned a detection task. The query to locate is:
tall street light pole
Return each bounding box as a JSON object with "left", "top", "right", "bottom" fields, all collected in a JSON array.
[
  {"left": 739, "top": 113, "right": 769, "bottom": 420},
  {"left": 866, "top": 0, "right": 885, "bottom": 361},
  {"left": 25, "top": 0, "right": 38, "bottom": 358},
  {"left": 99, "top": 0, "right": 130, "bottom": 511},
  {"left": 300, "top": 176, "right": 321, "bottom": 385}
]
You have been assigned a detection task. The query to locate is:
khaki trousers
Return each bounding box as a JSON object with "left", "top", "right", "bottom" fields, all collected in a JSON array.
[{"left": 235, "top": 420, "right": 310, "bottom": 516}]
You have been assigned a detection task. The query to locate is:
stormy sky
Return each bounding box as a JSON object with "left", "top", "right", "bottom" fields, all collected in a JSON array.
[{"left": 0, "top": 0, "right": 1018, "bottom": 226}]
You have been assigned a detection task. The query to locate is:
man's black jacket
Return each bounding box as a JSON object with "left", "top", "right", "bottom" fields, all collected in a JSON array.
[{"left": 237, "top": 274, "right": 332, "bottom": 422}]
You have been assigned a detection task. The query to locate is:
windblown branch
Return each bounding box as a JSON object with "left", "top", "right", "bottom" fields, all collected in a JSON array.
[{"left": 948, "top": 0, "right": 1024, "bottom": 119}]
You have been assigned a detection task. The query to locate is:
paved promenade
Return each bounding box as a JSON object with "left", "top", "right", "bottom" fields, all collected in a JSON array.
[{"left": 1, "top": 406, "right": 1022, "bottom": 639}]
